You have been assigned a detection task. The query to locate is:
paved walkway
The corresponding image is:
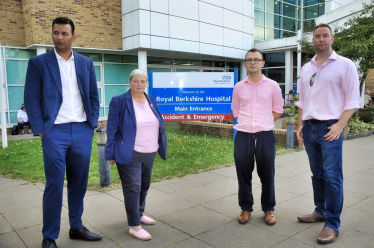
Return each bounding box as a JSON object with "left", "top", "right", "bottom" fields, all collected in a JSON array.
[{"left": 1, "top": 135, "right": 374, "bottom": 247}]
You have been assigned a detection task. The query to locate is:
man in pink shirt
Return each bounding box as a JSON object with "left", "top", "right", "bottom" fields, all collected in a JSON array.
[
  {"left": 295, "top": 23, "right": 360, "bottom": 244},
  {"left": 231, "top": 48, "right": 284, "bottom": 225}
]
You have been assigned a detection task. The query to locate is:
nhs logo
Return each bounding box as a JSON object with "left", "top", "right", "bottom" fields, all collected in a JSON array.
[{"left": 222, "top": 76, "right": 231, "bottom": 80}]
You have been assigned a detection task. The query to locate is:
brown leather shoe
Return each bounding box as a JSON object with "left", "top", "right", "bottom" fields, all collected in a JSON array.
[
  {"left": 237, "top": 210, "right": 251, "bottom": 224},
  {"left": 317, "top": 226, "right": 339, "bottom": 244},
  {"left": 297, "top": 212, "right": 326, "bottom": 223},
  {"left": 265, "top": 211, "right": 276, "bottom": 225}
]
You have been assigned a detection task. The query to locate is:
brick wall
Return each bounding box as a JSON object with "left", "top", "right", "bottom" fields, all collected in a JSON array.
[
  {"left": 1, "top": 0, "right": 122, "bottom": 49},
  {"left": 0, "top": 0, "right": 26, "bottom": 46},
  {"left": 178, "top": 121, "right": 303, "bottom": 149}
]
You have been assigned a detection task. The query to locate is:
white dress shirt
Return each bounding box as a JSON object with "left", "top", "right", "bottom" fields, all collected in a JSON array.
[{"left": 54, "top": 49, "right": 86, "bottom": 124}]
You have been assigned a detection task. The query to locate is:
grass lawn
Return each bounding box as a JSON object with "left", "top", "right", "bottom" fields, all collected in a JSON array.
[{"left": 0, "top": 124, "right": 289, "bottom": 190}]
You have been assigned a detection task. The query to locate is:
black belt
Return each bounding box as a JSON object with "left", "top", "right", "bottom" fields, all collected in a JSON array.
[{"left": 305, "top": 119, "right": 329, "bottom": 124}]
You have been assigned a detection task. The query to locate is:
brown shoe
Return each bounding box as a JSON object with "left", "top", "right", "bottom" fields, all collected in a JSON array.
[
  {"left": 297, "top": 212, "right": 326, "bottom": 223},
  {"left": 237, "top": 210, "right": 251, "bottom": 224},
  {"left": 317, "top": 226, "right": 339, "bottom": 244},
  {"left": 265, "top": 211, "right": 276, "bottom": 225}
]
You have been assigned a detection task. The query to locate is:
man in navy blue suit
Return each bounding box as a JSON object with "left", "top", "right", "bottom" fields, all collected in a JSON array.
[{"left": 25, "top": 17, "right": 101, "bottom": 248}]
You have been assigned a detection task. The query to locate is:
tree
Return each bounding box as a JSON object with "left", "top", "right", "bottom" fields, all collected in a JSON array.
[{"left": 299, "top": 0, "right": 374, "bottom": 92}]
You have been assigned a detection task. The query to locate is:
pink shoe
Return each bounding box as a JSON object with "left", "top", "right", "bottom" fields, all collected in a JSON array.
[
  {"left": 140, "top": 215, "right": 155, "bottom": 225},
  {"left": 129, "top": 227, "right": 151, "bottom": 240}
]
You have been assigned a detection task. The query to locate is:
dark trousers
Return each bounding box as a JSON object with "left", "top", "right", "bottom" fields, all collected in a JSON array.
[
  {"left": 117, "top": 151, "right": 156, "bottom": 226},
  {"left": 234, "top": 130, "right": 276, "bottom": 212},
  {"left": 303, "top": 120, "right": 343, "bottom": 232},
  {"left": 18, "top": 121, "right": 31, "bottom": 130},
  {"left": 41, "top": 122, "right": 94, "bottom": 240}
]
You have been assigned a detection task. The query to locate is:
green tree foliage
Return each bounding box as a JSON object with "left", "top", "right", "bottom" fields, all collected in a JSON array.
[{"left": 299, "top": 0, "right": 374, "bottom": 91}]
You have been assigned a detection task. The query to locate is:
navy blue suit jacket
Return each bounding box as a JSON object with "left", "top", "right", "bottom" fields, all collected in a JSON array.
[
  {"left": 105, "top": 90, "right": 167, "bottom": 165},
  {"left": 24, "top": 49, "right": 100, "bottom": 136}
]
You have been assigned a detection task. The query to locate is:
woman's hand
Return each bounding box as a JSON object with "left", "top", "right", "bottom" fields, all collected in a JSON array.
[{"left": 108, "top": 160, "right": 116, "bottom": 166}]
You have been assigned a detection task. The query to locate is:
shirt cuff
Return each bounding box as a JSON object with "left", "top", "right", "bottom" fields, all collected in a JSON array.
[{"left": 343, "top": 101, "right": 360, "bottom": 111}]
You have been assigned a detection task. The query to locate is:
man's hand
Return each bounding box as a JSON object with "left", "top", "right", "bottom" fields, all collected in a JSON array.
[
  {"left": 39, "top": 133, "right": 43, "bottom": 139},
  {"left": 324, "top": 122, "right": 344, "bottom": 142},
  {"left": 296, "top": 125, "right": 304, "bottom": 143},
  {"left": 108, "top": 160, "right": 116, "bottom": 166}
]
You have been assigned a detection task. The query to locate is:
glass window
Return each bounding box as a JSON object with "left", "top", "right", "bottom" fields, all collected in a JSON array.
[
  {"left": 104, "top": 64, "right": 138, "bottom": 84},
  {"left": 263, "top": 52, "right": 285, "bottom": 67},
  {"left": 147, "top": 67, "right": 171, "bottom": 79},
  {"left": 79, "top": 53, "right": 102, "bottom": 62},
  {"left": 99, "top": 107, "right": 104, "bottom": 118},
  {"left": 148, "top": 57, "right": 172, "bottom": 65},
  {"left": 304, "top": 4, "right": 325, "bottom": 19},
  {"left": 105, "top": 85, "right": 131, "bottom": 105},
  {"left": 6, "top": 60, "right": 28, "bottom": 85},
  {"left": 303, "top": 19, "right": 316, "bottom": 33},
  {"left": 173, "top": 58, "right": 201, "bottom": 66},
  {"left": 255, "top": 10, "right": 265, "bottom": 25},
  {"left": 265, "top": 0, "right": 282, "bottom": 15},
  {"left": 266, "top": 13, "right": 281, "bottom": 29},
  {"left": 283, "top": 17, "right": 297, "bottom": 32},
  {"left": 283, "top": 0, "right": 298, "bottom": 4},
  {"left": 8, "top": 86, "right": 24, "bottom": 110},
  {"left": 202, "top": 60, "right": 225, "bottom": 67},
  {"left": 263, "top": 68, "right": 285, "bottom": 84},
  {"left": 9, "top": 112, "right": 18, "bottom": 123},
  {"left": 94, "top": 66, "right": 101, "bottom": 82},
  {"left": 104, "top": 54, "right": 137, "bottom": 63},
  {"left": 283, "top": 30, "right": 296, "bottom": 38},
  {"left": 265, "top": 27, "right": 276, "bottom": 40},
  {"left": 304, "top": 0, "right": 324, "bottom": 7},
  {"left": 255, "top": 25, "right": 265, "bottom": 41},
  {"left": 254, "top": 0, "right": 264, "bottom": 10},
  {"left": 175, "top": 68, "right": 200, "bottom": 72},
  {"left": 283, "top": 3, "right": 297, "bottom": 18},
  {"left": 5, "top": 48, "right": 36, "bottom": 59},
  {"left": 226, "top": 62, "right": 241, "bottom": 69}
]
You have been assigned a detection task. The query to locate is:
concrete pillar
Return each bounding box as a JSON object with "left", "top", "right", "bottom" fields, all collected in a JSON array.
[
  {"left": 240, "top": 62, "right": 247, "bottom": 81},
  {"left": 138, "top": 50, "right": 147, "bottom": 72},
  {"left": 36, "top": 47, "right": 46, "bottom": 55},
  {"left": 285, "top": 50, "right": 293, "bottom": 95}
]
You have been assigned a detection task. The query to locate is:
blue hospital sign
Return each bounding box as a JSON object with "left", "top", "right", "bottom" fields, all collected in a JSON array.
[{"left": 152, "top": 72, "right": 235, "bottom": 121}]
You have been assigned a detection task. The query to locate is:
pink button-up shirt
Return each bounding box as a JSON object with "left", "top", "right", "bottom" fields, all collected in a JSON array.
[
  {"left": 295, "top": 51, "right": 360, "bottom": 121},
  {"left": 232, "top": 75, "right": 284, "bottom": 133},
  {"left": 133, "top": 99, "right": 160, "bottom": 153}
]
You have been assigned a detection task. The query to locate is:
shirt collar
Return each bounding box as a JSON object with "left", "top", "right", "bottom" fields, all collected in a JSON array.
[
  {"left": 244, "top": 74, "right": 267, "bottom": 84},
  {"left": 311, "top": 50, "right": 337, "bottom": 64},
  {"left": 54, "top": 48, "right": 74, "bottom": 61}
]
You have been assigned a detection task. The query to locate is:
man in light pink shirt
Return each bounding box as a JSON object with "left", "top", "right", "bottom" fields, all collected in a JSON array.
[
  {"left": 232, "top": 48, "right": 284, "bottom": 226},
  {"left": 295, "top": 23, "right": 360, "bottom": 244}
]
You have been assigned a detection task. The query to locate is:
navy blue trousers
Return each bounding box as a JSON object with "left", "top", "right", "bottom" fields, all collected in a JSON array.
[
  {"left": 234, "top": 130, "right": 276, "bottom": 212},
  {"left": 116, "top": 151, "right": 156, "bottom": 226},
  {"left": 18, "top": 121, "right": 31, "bottom": 130},
  {"left": 41, "top": 122, "right": 93, "bottom": 240}
]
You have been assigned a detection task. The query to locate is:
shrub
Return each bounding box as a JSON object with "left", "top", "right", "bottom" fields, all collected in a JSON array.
[
  {"left": 348, "top": 118, "right": 374, "bottom": 133},
  {"left": 358, "top": 110, "right": 374, "bottom": 123}
]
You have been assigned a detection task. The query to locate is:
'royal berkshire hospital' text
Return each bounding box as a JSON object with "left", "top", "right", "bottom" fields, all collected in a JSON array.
[{"left": 156, "top": 96, "right": 231, "bottom": 104}]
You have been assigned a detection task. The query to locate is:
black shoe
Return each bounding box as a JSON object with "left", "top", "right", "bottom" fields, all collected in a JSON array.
[
  {"left": 42, "top": 239, "right": 57, "bottom": 248},
  {"left": 69, "top": 226, "right": 103, "bottom": 241}
]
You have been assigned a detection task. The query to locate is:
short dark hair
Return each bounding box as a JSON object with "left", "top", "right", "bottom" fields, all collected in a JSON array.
[
  {"left": 314, "top": 23, "right": 333, "bottom": 36},
  {"left": 52, "top": 17, "right": 75, "bottom": 34},
  {"left": 245, "top": 48, "right": 263, "bottom": 60}
]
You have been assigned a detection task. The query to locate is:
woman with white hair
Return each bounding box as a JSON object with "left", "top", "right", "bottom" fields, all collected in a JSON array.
[{"left": 105, "top": 69, "right": 167, "bottom": 241}]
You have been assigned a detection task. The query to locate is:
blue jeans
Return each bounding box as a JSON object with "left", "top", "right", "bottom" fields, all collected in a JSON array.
[{"left": 303, "top": 120, "right": 343, "bottom": 232}]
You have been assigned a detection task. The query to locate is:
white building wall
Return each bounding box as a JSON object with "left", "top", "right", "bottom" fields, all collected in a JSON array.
[{"left": 122, "top": 0, "right": 255, "bottom": 59}]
